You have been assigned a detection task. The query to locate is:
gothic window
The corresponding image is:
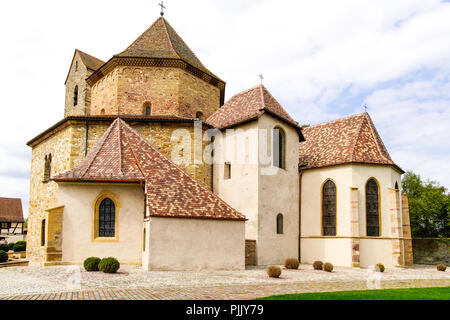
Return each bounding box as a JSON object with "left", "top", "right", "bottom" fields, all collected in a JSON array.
[
  {"left": 195, "top": 111, "right": 204, "bottom": 121},
  {"left": 277, "top": 214, "right": 284, "bottom": 234},
  {"left": 41, "top": 219, "right": 46, "bottom": 246},
  {"left": 273, "top": 127, "right": 286, "bottom": 169},
  {"left": 98, "top": 198, "right": 116, "bottom": 237},
  {"left": 44, "top": 154, "right": 52, "bottom": 181},
  {"left": 322, "top": 180, "right": 337, "bottom": 236},
  {"left": 73, "top": 85, "right": 78, "bottom": 106},
  {"left": 366, "top": 178, "right": 380, "bottom": 237},
  {"left": 143, "top": 102, "right": 152, "bottom": 116}
]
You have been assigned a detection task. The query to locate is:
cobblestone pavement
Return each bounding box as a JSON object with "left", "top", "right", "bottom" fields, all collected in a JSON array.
[{"left": 0, "top": 264, "right": 448, "bottom": 300}]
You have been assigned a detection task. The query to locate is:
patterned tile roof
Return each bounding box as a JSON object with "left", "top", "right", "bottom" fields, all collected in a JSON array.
[
  {"left": 76, "top": 49, "right": 104, "bottom": 71},
  {"left": 53, "top": 119, "right": 246, "bottom": 221},
  {"left": 0, "top": 198, "right": 24, "bottom": 222},
  {"left": 298, "top": 113, "right": 403, "bottom": 172},
  {"left": 115, "top": 17, "right": 219, "bottom": 80},
  {"left": 207, "top": 85, "right": 304, "bottom": 137}
]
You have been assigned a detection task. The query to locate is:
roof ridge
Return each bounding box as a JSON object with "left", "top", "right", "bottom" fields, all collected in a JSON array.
[
  {"left": 304, "top": 113, "right": 366, "bottom": 130},
  {"left": 160, "top": 18, "right": 181, "bottom": 60},
  {"left": 229, "top": 84, "right": 263, "bottom": 100},
  {"left": 118, "top": 120, "right": 123, "bottom": 175},
  {"left": 363, "top": 113, "right": 392, "bottom": 162},
  {"left": 120, "top": 121, "right": 146, "bottom": 178},
  {"left": 258, "top": 84, "right": 266, "bottom": 110},
  {"left": 350, "top": 114, "right": 367, "bottom": 162},
  {"left": 118, "top": 18, "right": 163, "bottom": 55},
  {"left": 119, "top": 120, "right": 244, "bottom": 217}
]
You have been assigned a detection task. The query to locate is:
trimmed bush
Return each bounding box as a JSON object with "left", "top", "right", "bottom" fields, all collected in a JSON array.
[
  {"left": 98, "top": 257, "right": 120, "bottom": 273},
  {"left": 13, "top": 243, "right": 26, "bottom": 252},
  {"left": 375, "top": 263, "right": 385, "bottom": 273},
  {"left": 7, "top": 243, "right": 15, "bottom": 251},
  {"left": 0, "top": 244, "right": 8, "bottom": 252},
  {"left": 437, "top": 264, "right": 447, "bottom": 272},
  {"left": 284, "top": 258, "right": 300, "bottom": 270},
  {"left": 15, "top": 241, "right": 26, "bottom": 246},
  {"left": 0, "top": 250, "right": 8, "bottom": 263},
  {"left": 267, "top": 265, "right": 282, "bottom": 278},
  {"left": 313, "top": 261, "right": 323, "bottom": 270},
  {"left": 323, "top": 262, "right": 334, "bottom": 272},
  {"left": 83, "top": 257, "right": 101, "bottom": 272}
]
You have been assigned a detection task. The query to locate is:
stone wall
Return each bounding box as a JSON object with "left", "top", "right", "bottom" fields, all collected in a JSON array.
[
  {"left": 90, "top": 66, "right": 220, "bottom": 118},
  {"left": 412, "top": 238, "right": 449, "bottom": 265}
]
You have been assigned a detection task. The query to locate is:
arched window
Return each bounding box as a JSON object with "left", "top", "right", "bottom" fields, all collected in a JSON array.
[
  {"left": 98, "top": 198, "right": 116, "bottom": 237},
  {"left": 322, "top": 179, "right": 337, "bottom": 236},
  {"left": 366, "top": 178, "right": 380, "bottom": 237},
  {"left": 276, "top": 214, "right": 283, "bottom": 234},
  {"left": 195, "top": 111, "right": 204, "bottom": 121},
  {"left": 395, "top": 181, "right": 399, "bottom": 190},
  {"left": 73, "top": 85, "right": 78, "bottom": 106},
  {"left": 143, "top": 102, "right": 152, "bottom": 116},
  {"left": 100, "top": 108, "right": 105, "bottom": 115},
  {"left": 273, "top": 127, "right": 286, "bottom": 169},
  {"left": 44, "top": 154, "right": 52, "bottom": 181}
]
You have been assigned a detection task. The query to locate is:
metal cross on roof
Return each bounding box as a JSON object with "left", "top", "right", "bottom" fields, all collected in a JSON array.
[
  {"left": 259, "top": 74, "right": 264, "bottom": 83},
  {"left": 364, "top": 104, "right": 368, "bottom": 113},
  {"left": 159, "top": 1, "right": 166, "bottom": 16}
]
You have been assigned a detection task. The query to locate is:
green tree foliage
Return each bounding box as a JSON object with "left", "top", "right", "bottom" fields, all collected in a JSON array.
[{"left": 402, "top": 171, "right": 449, "bottom": 238}]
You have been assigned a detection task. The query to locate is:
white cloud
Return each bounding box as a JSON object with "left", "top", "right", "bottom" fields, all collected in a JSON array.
[{"left": 0, "top": 0, "right": 449, "bottom": 216}]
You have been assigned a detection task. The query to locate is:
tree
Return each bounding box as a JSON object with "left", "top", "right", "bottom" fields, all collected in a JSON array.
[{"left": 402, "top": 171, "right": 449, "bottom": 238}]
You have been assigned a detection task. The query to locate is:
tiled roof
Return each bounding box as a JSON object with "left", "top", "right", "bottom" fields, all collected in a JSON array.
[
  {"left": 298, "top": 113, "right": 403, "bottom": 172},
  {"left": 207, "top": 85, "right": 304, "bottom": 137},
  {"left": 115, "top": 17, "right": 219, "bottom": 80},
  {"left": 76, "top": 49, "right": 104, "bottom": 71},
  {"left": 54, "top": 119, "right": 246, "bottom": 221},
  {"left": 0, "top": 198, "right": 24, "bottom": 222}
]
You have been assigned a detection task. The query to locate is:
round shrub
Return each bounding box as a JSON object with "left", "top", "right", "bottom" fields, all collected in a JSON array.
[
  {"left": 98, "top": 257, "right": 120, "bottom": 273},
  {"left": 15, "top": 241, "right": 26, "bottom": 246},
  {"left": 0, "top": 244, "right": 9, "bottom": 252},
  {"left": 313, "top": 261, "right": 323, "bottom": 270},
  {"left": 7, "top": 243, "right": 15, "bottom": 251},
  {"left": 266, "top": 265, "right": 282, "bottom": 278},
  {"left": 284, "top": 258, "right": 300, "bottom": 270},
  {"left": 323, "top": 262, "right": 334, "bottom": 272},
  {"left": 437, "top": 264, "right": 447, "bottom": 272},
  {"left": 13, "top": 243, "right": 26, "bottom": 252},
  {"left": 375, "top": 263, "right": 385, "bottom": 273},
  {"left": 83, "top": 257, "right": 101, "bottom": 272},
  {"left": 0, "top": 250, "right": 8, "bottom": 263}
]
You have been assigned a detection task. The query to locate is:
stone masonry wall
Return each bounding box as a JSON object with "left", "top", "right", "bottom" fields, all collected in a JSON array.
[
  {"left": 90, "top": 66, "right": 220, "bottom": 118},
  {"left": 412, "top": 238, "right": 449, "bottom": 265},
  {"left": 64, "top": 52, "right": 95, "bottom": 117}
]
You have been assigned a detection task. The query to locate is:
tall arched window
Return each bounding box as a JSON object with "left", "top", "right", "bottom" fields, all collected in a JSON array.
[
  {"left": 73, "top": 85, "right": 78, "bottom": 106},
  {"left": 276, "top": 214, "right": 284, "bottom": 234},
  {"left": 44, "top": 154, "right": 52, "bottom": 181},
  {"left": 273, "top": 127, "right": 286, "bottom": 169},
  {"left": 98, "top": 198, "right": 116, "bottom": 237},
  {"left": 143, "top": 102, "right": 152, "bottom": 116},
  {"left": 395, "top": 181, "right": 399, "bottom": 190},
  {"left": 366, "top": 178, "right": 380, "bottom": 237},
  {"left": 322, "top": 179, "right": 337, "bottom": 236}
]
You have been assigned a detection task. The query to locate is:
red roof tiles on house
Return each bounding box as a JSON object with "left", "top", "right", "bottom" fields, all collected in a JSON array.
[
  {"left": 53, "top": 119, "right": 246, "bottom": 221},
  {"left": 115, "top": 17, "right": 219, "bottom": 80},
  {"left": 298, "top": 113, "right": 403, "bottom": 172},
  {"left": 0, "top": 198, "right": 24, "bottom": 222},
  {"left": 207, "top": 85, "right": 304, "bottom": 138},
  {"left": 76, "top": 49, "right": 105, "bottom": 71}
]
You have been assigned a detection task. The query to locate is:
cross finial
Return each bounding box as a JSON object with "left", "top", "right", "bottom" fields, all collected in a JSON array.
[
  {"left": 259, "top": 74, "right": 264, "bottom": 84},
  {"left": 159, "top": 1, "right": 166, "bottom": 16},
  {"left": 363, "top": 103, "right": 368, "bottom": 113}
]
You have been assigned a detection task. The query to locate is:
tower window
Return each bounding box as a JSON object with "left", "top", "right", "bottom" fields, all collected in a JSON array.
[
  {"left": 44, "top": 154, "right": 52, "bottom": 182},
  {"left": 195, "top": 111, "right": 204, "bottom": 121},
  {"left": 322, "top": 179, "right": 337, "bottom": 236},
  {"left": 273, "top": 127, "right": 286, "bottom": 169},
  {"left": 366, "top": 178, "right": 380, "bottom": 237},
  {"left": 75, "top": 61, "right": 78, "bottom": 72},
  {"left": 224, "top": 162, "right": 231, "bottom": 180},
  {"left": 73, "top": 85, "right": 78, "bottom": 106},
  {"left": 277, "top": 214, "right": 284, "bottom": 234},
  {"left": 41, "top": 219, "right": 46, "bottom": 246},
  {"left": 143, "top": 102, "right": 152, "bottom": 116}
]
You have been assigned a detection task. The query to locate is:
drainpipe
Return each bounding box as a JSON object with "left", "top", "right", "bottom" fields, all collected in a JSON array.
[{"left": 298, "top": 168, "right": 303, "bottom": 262}]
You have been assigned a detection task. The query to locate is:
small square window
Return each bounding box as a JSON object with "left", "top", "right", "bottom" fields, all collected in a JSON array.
[{"left": 224, "top": 162, "right": 231, "bottom": 180}]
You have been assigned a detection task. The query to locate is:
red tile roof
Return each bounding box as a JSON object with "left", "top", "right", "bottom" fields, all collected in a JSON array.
[
  {"left": 0, "top": 198, "right": 24, "bottom": 222},
  {"left": 76, "top": 49, "right": 105, "bottom": 71},
  {"left": 115, "top": 17, "right": 220, "bottom": 80},
  {"left": 299, "top": 113, "right": 403, "bottom": 172},
  {"left": 207, "top": 85, "right": 304, "bottom": 138},
  {"left": 54, "top": 119, "right": 246, "bottom": 221}
]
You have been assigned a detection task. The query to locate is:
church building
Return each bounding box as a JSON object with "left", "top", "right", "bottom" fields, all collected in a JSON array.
[{"left": 26, "top": 15, "right": 413, "bottom": 270}]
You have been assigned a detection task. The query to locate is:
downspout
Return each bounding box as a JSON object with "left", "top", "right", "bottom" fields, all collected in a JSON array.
[{"left": 298, "top": 168, "right": 303, "bottom": 262}]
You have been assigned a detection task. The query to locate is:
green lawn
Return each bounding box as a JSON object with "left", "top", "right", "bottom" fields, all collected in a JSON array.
[{"left": 257, "top": 287, "right": 450, "bottom": 300}]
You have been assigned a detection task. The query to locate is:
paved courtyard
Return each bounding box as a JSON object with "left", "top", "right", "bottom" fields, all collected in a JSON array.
[{"left": 0, "top": 264, "right": 448, "bottom": 300}]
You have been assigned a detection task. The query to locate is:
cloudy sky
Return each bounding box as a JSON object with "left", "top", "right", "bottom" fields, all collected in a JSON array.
[{"left": 1, "top": 0, "right": 450, "bottom": 216}]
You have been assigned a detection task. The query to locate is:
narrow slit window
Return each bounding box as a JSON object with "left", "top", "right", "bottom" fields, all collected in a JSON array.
[
  {"left": 41, "top": 219, "right": 46, "bottom": 246},
  {"left": 277, "top": 214, "right": 284, "bottom": 234},
  {"left": 366, "top": 178, "right": 380, "bottom": 237},
  {"left": 224, "top": 162, "right": 231, "bottom": 180},
  {"left": 322, "top": 180, "right": 337, "bottom": 236}
]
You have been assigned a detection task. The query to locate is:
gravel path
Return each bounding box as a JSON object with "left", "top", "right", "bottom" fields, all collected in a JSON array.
[{"left": 0, "top": 264, "right": 448, "bottom": 297}]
